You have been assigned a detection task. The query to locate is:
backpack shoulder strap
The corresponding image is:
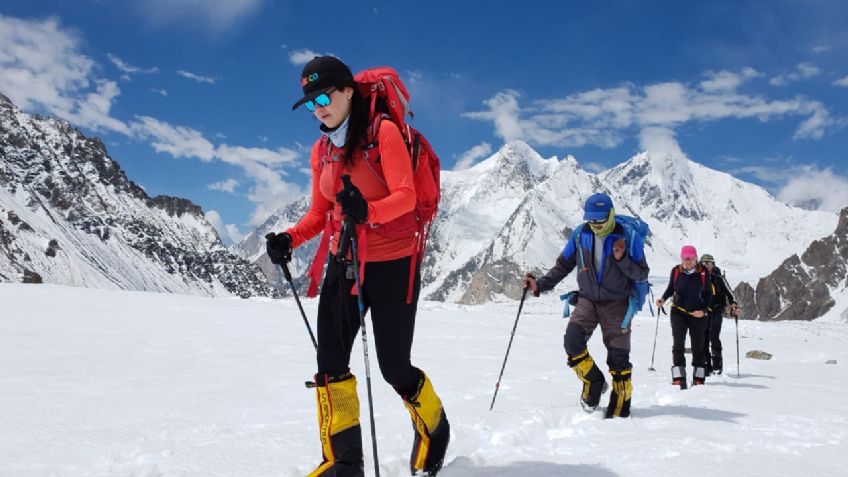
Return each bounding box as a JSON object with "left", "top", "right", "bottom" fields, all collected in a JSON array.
[{"left": 574, "top": 224, "right": 588, "bottom": 270}]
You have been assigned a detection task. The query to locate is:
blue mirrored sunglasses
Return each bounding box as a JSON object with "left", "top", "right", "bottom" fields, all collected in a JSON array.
[{"left": 304, "top": 88, "right": 335, "bottom": 112}]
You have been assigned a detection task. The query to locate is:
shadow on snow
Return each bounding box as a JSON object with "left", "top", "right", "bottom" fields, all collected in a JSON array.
[
  {"left": 635, "top": 405, "right": 747, "bottom": 423},
  {"left": 440, "top": 456, "right": 619, "bottom": 477}
]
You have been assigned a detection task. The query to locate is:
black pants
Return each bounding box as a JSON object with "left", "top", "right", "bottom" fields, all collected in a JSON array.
[
  {"left": 316, "top": 255, "right": 422, "bottom": 397},
  {"left": 670, "top": 308, "right": 708, "bottom": 368},
  {"left": 704, "top": 308, "right": 724, "bottom": 364}
]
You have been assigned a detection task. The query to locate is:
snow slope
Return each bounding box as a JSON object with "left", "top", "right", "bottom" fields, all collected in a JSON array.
[{"left": 1, "top": 284, "right": 845, "bottom": 476}]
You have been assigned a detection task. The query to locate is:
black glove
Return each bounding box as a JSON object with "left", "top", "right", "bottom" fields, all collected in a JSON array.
[
  {"left": 265, "top": 232, "right": 292, "bottom": 265},
  {"left": 336, "top": 182, "right": 368, "bottom": 224}
]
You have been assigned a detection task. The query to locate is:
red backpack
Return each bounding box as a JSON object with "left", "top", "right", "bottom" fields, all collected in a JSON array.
[{"left": 305, "top": 67, "right": 441, "bottom": 303}]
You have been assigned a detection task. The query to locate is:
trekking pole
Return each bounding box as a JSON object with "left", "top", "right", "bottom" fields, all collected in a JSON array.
[
  {"left": 735, "top": 310, "right": 741, "bottom": 378},
  {"left": 340, "top": 176, "right": 381, "bottom": 477},
  {"left": 490, "top": 286, "right": 529, "bottom": 411},
  {"left": 266, "top": 233, "right": 318, "bottom": 350},
  {"left": 649, "top": 305, "right": 665, "bottom": 371}
]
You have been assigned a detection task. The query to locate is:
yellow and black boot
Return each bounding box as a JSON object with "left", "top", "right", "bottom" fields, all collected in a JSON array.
[
  {"left": 567, "top": 349, "right": 608, "bottom": 412},
  {"left": 306, "top": 373, "right": 364, "bottom": 477},
  {"left": 604, "top": 368, "right": 632, "bottom": 419},
  {"left": 403, "top": 372, "right": 450, "bottom": 476}
]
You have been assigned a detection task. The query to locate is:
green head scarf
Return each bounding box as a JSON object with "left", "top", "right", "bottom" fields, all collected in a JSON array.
[{"left": 588, "top": 208, "right": 616, "bottom": 237}]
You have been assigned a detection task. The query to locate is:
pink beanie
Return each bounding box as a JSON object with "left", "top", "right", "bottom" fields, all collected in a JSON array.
[{"left": 680, "top": 245, "right": 698, "bottom": 259}]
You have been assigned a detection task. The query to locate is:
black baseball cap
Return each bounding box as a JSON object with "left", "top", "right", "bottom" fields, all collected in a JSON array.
[{"left": 291, "top": 56, "right": 354, "bottom": 110}]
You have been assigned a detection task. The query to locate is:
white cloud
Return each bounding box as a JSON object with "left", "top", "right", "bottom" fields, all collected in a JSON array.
[
  {"left": 216, "top": 144, "right": 298, "bottom": 167},
  {"left": 132, "top": 117, "right": 304, "bottom": 225},
  {"left": 463, "top": 90, "right": 526, "bottom": 143},
  {"left": 797, "top": 62, "right": 821, "bottom": 78},
  {"left": 700, "top": 67, "right": 761, "bottom": 92},
  {"left": 833, "top": 76, "right": 848, "bottom": 87},
  {"left": 639, "top": 127, "right": 686, "bottom": 160},
  {"left": 777, "top": 167, "right": 848, "bottom": 212},
  {"left": 133, "top": 116, "right": 217, "bottom": 161},
  {"left": 150, "top": 88, "right": 168, "bottom": 97},
  {"left": 732, "top": 163, "right": 848, "bottom": 212},
  {"left": 810, "top": 45, "right": 831, "bottom": 53},
  {"left": 769, "top": 76, "right": 787, "bottom": 87},
  {"left": 731, "top": 164, "right": 795, "bottom": 184},
  {"left": 288, "top": 48, "right": 332, "bottom": 65},
  {"left": 793, "top": 100, "right": 847, "bottom": 141},
  {"left": 770, "top": 62, "right": 821, "bottom": 86},
  {"left": 177, "top": 70, "right": 216, "bottom": 84},
  {"left": 134, "top": 0, "right": 263, "bottom": 33},
  {"left": 0, "top": 15, "right": 129, "bottom": 134},
  {"left": 466, "top": 67, "right": 842, "bottom": 149},
  {"left": 454, "top": 142, "right": 492, "bottom": 170},
  {"left": 208, "top": 179, "right": 239, "bottom": 193},
  {"left": 205, "top": 210, "right": 244, "bottom": 245},
  {"left": 581, "top": 162, "right": 607, "bottom": 173},
  {"left": 107, "top": 53, "right": 158, "bottom": 75}
]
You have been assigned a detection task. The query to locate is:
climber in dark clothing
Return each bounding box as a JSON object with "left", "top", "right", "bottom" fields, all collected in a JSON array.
[
  {"left": 656, "top": 245, "right": 713, "bottom": 389},
  {"left": 699, "top": 253, "right": 740, "bottom": 375}
]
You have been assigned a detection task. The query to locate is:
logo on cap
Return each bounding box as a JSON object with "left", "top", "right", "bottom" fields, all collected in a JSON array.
[{"left": 301, "top": 72, "right": 319, "bottom": 86}]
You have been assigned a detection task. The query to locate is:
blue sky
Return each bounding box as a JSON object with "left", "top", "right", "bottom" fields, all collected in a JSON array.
[{"left": 2, "top": 1, "right": 847, "bottom": 244}]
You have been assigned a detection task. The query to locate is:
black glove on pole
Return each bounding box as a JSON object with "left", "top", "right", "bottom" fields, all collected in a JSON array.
[
  {"left": 265, "top": 233, "right": 317, "bottom": 350},
  {"left": 266, "top": 232, "right": 292, "bottom": 265},
  {"left": 336, "top": 174, "right": 368, "bottom": 224}
]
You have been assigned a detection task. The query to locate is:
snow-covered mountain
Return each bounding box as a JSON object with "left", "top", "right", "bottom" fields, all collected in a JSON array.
[
  {"left": 599, "top": 149, "right": 836, "bottom": 282},
  {"left": 734, "top": 207, "right": 848, "bottom": 322},
  {"left": 231, "top": 196, "right": 317, "bottom": 294},
  {"left": 240, "top": 140, "right": 836, "bottom": 307},
  {"left": 0, "top": 93, "right": 276, "bottom": 297}
]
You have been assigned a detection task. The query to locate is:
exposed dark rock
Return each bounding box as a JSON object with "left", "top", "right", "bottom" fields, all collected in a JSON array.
[
  {"left": 148, "top": 195, "right": 204, "bottom": 218},
  {"left": 746, "top": 350, "right": 773, "bottom": 360},
  {"left": 22, "top": 269, "right": 43, "bottom": 284},
  {"left": 45, "top": 239, "right": 59, "bottom": 257},
  {"left": 734, "top": 207, "right": 848, "bottom": 321}
]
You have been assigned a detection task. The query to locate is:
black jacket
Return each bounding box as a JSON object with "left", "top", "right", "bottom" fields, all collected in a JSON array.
[
  {"left": 660, "top": 265, "right": 713, "bottom": 314},
  {"left": 708, "top": 266, "right": 736, "bottom": 311}
]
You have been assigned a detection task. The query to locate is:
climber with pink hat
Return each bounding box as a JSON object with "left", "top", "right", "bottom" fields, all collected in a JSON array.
[{"left": 655, "top": 245, "right": 714, "bottom": 389}]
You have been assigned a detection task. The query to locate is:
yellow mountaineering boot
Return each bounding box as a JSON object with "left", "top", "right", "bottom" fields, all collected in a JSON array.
[
  {"left": 605, "top": 368, "right": 633, "bottom": 418},
  {"left": 402, "top": 372, "right": 450, "bottom": 476},
  {"left": 306, "top": 373, "right": 364, "bottom": 477},
  {"left": 567, "top": 349, "right": 608, "bottom": 412}
]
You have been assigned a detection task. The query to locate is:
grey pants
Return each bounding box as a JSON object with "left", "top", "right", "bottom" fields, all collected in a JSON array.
[{"left": 564, "top": 297, "right": 631, "bottom": 371}]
